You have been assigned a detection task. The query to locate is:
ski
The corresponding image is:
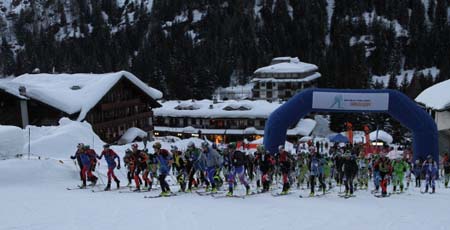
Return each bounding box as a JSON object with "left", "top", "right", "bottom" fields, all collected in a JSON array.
[
  {"left": 300, "top": 192, "right": 330, "bottom": 198},
  {"left": 144, "top": 193, "right": 178, "bottom": 199},
  {"left": 119, "top": 189, "right": 154, "bottom": 193},
  {"left": 91, "top": 186, "right": 129, "bottom": 193},
  {"left": 374, "top": 194, "right": 390, "bottom": 198},
  {"left": 212, "top": 193, "right": 245, "bottom": 199},
  {"left": 66, "top": 186, "right": 86, "bottom": 190},
  {"left": 271, "top": 192, "right": 293, "bottom": 197},
  {"left": 338, "top": 194, "right": 356, "bottom": 199}
]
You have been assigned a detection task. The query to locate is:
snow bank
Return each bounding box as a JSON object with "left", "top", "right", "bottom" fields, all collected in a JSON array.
[
  {"left": 0, "top": 125, "right": 25, "bottom": 159},
  {"left": 117, "top": 127, "right": 148, "bottom": 145},
  {"left": 25, "top": 118, "right": 104, "bottom": 158}
]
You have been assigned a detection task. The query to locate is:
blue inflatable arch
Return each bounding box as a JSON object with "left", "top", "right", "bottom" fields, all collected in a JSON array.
[{"left": 263, "top": 88, "right": 439, "bottom": 163}]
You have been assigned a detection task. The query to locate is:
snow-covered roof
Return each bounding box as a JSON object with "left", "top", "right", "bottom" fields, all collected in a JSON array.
[
  {"left": 155, "top": 118, "right": 316, "bottom": 137},
  {"left": 0, "top": 71, "right": 163, "bottom": 121},
  {"left": 415, "top": 78, "right": 450, "bottom": 110},
  {"left": 254, "top": 57, "right": 318, "bottom": 75},
  {"left": 154, "top": 99, "right": 282, "bottom": 119},
  {"left": 251, "top": 73, "right": 321, "bottom": 83}
]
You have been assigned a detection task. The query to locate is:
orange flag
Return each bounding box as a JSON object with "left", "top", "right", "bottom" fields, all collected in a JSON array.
[{"left": 346, "top": 122, "right": 353, "bottom": 144}]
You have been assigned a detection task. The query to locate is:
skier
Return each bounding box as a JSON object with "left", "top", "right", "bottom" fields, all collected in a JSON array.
[
  {"left": 422, "top": 155, "right": 438, "bottom": 193},
  {"left": 376, "top": 154, "right": 392, "bottom": 197},
  {"left": 71, "top": 146, "right": 96, "bottom": 188},
  {"left": 334, "top": 153, "right": 344, "bottom": 186},
  {"left": 72, "top": 143, "right": 85, "bottom": 180},
  {"left": 97, "top": 144, "right": 121, "bottom": 191},
  {"left": 84, "top": 145, "right": 98, "bottom": 185},
  {"left": 278, "top": 145, "right": 292, "bottom": 194},
  {"left": 171, "top": 145, "right": 187, "bottom": 192},
  {"left": 256, "top": 150, "right": 275, "bottom": 192},
  {"left": 322, "top": 155, "right": 333, "bottom": 190},
  {"left": 153, "top": 142, "right": 173, "bottom": 196},
  {"left": 371, "top": 154, "right": 381, "bottom": 193},
  {"left": 412, "top": 159, "right": 422, "bottom": 187},
  {"left": 295, "top": 153, "right": 309, "bottom": 189},
  {"left": 123, "top": 149, "right": 135, "bottom": 187},
  {"left": 309, "top": 152, "right": 325, "bottom": 196},
  {"left": 201, "top": 142, "right": 222, "bottom": 193},
  {"left": 184, "top": 142, "right": 207, "bottom": 192},
  {"left": 391, "top": 157, "right": 409, "bottom": 193},
  {"left": 226, "top": 142, "right": 250, "bottom": 196},
  {"left": 253, "top": 145, "right": 265, "bottom": 189},
  {"left": 442, "top": 153, "right": 450, "bottom": 188},
  {"left": 129, "top": 143, "right": 148, "bottom": 192},
  {"left": 342, "top": 153, "right": 358, "bottom": 197},
  {"left": 357, "top": 153, "right": 369, "bottom": 190}
]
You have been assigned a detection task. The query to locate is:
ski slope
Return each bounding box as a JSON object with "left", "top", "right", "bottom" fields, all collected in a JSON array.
[{"left": 0, "top": 157, "right": 449, "bottom": 230}]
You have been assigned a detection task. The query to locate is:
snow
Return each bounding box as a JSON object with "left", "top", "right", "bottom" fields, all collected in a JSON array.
[
  {"left": 192, "top": 10, "right": 205, "bottom": 23},
  {"left": 370, "top": 130, "right": 393, "bottom": 144},
  {"left": 254, "top": 58, "right": 318, "bottom": 74},
  {"left": 155, "top": 99, "right": 282, "bottom": 119},
  {"left": 117, "top": 127, "right": 148, "bottom": 145},
  {"left": 251, "top": 72, "right": 321, "bottom": 83},
  {"left": 362, "top": 12, "right": 408, "bottom": 37},
  {"left": 372, "top": 67, "right": 440, "bottom": 87},
  {"left": 1, "top": 117, "right": 449, "bottom": 229},
  {"left": 415, "top": 78, "right": 450, "bottom": 110},
  {"left": 326, "top": 0, "right": 335, "bottom": 27},
  {"left": 0, "top": 125, "right": 24, "bottom": 159},
  {"left": 0, "top": 71, "right": 162, "bottom": 121},
  {"left": 25, "top": 118, "right": 105, "bottom": 159},
  {"left": 2, "top": 156, "right": 449, "bottom": 230},
  {"left": 287, "top": 119, "right": 317, "bottom": 136},
  {"left": 213, "top": 83, "right": 254, "bottom": 100}
]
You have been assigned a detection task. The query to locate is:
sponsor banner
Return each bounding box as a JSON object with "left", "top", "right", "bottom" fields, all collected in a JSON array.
[{"left": 312, "top": 92, "right": 389, "bottom": 111}]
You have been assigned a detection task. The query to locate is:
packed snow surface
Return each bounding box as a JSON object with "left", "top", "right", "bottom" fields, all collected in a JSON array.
[
  {"left": 1, "top": 119, "right": 449, "bottom": 229},
  {"left": 0, "top": 157, "right": 449, "bottom": 230}
]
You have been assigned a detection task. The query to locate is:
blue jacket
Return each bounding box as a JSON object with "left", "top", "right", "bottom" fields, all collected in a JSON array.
[
  {"left": 309, "top": 156, "right": 322, "bottom": 176},
  {"left": 157, "top": 149, "right": 172, "bottom": 174},
  {"left": 99, "top": 149, "right": 120, "bottom": 168},
  {"left": 80, "top": 152, "right": 91, "bottom": 167},
  {"left": 422, "top": 161, "right": 438, "bottom": 177}
]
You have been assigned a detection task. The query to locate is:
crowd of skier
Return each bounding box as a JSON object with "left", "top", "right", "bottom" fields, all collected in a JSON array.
[{"left": 70, "top": 140, "right": 450, "bottom": 198}]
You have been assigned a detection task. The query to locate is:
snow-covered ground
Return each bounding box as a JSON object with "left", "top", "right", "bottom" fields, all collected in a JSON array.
[
  {"left": 1, "top": 157, "right": 449, "bottom": 230},
  {"left": 1, "top": 118, "right": 449, "bottom": 230}
]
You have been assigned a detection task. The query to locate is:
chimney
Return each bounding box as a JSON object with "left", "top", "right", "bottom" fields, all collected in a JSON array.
[{"left": 19, "top": 86, "right": 26, "bottom": 96}]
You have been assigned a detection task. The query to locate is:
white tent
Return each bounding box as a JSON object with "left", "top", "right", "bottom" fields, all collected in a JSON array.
[{"left": 370, "top": 130, "right": 393, "bottom": 144}]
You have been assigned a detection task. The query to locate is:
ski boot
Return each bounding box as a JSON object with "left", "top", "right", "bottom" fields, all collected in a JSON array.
[
  {"left": 226, "top": 188, "right": 233, "bottom": 197},
  {"left": 79, "top": 180, "right": 87, "bottom": 189},
  {"left": 309, "top": 192, "right": 315, "bottom": 197},
  {"left": 431, "top": 187, "right": 435, "bottom": 194},
  {"left": 246, "top": 185, "right": 251, "bottom": 195},
  {"left": 211, "top": 187, "right": 218, "bottom": 193},
  {"left": 115, "top": 179, "right": 120, "bottom": 189},
  {"left": 133, "top": 187, "right": 141, "bottom": 192},
  {"left": 104, "top": 183, "right": 111, "bottom": 191}
]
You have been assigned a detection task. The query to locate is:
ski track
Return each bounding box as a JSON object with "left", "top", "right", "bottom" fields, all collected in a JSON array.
[{"left": 0, "top": 159, "right": 449, "bottom": 230}]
